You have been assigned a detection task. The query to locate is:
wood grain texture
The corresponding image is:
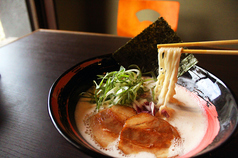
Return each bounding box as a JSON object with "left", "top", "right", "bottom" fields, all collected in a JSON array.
[
  {"left": 0, "top": 30, "right": 129, "bottom": 158},
  {"left": 0, "top": 29, "right": 237, "bottom": 158}
]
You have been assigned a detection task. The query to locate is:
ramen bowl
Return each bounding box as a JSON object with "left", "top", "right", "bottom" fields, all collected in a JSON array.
[{"left": 48, "top": 54, "right": 238, "bottom": 158}]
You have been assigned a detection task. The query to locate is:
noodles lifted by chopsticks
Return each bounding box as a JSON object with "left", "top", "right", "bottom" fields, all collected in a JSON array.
[{"left": 154, "top": 47, "right": 182, "bottom": 116}]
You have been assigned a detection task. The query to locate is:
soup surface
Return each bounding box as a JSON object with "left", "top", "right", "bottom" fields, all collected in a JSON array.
[{"left": 75, "top": 84, "right": 220, "bottom": 158}]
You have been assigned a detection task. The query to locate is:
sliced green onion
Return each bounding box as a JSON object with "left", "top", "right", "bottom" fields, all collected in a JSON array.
[{"left": 80, "top": 65, "right": 155, "bottom": 112}]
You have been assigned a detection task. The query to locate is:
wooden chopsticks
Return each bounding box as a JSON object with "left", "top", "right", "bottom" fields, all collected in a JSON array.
[
  {"left": 182, "top": 49, "right": 238, "bottom": 55},
  {"left": 157, "top": 39, "right": 238, "bottom": 55}
]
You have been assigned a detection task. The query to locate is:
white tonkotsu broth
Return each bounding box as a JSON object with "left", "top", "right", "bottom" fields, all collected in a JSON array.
[
  {"left": 75, "top": 85, "right": 208, "bottom": 158},
  {"left": 74, "top": 47, "right": 207, "bottom": 157}
]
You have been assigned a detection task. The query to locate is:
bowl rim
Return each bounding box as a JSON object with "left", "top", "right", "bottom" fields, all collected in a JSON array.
[
  {"left": 48, "top": 53, "right": 238, "bottom": 158},
  {"left": 48, "top": 54, "right": 113, "bottom": 158}
]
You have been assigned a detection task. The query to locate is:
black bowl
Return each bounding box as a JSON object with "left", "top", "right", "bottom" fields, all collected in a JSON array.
[{"left": 48, "top": 54, "right": 238, "bottom": 158}]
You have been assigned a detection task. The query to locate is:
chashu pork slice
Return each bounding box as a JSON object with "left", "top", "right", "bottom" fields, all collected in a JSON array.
[
  {"left": 89, "top": 105, "right": 136, "bottom": 148},
  {"left": 118, "top": 113, "right": 180, "bottom": 157}
]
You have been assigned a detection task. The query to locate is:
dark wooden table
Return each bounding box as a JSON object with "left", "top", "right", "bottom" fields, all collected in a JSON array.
[{"left": 0, "top": 29, "right": 237, "bottom": 158}]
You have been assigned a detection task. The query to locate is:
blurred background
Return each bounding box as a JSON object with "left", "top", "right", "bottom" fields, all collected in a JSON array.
[{"left": 0, "top": 0, "right": 238, "bottom": 46}]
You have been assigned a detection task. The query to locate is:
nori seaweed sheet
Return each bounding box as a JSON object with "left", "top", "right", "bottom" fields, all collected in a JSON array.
[{"left": 112, "top": 17, "right": 198, "bottom": 75}]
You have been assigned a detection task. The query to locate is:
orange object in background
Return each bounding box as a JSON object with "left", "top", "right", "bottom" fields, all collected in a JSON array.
[{"left": 117, "top": 0, "right": 180, "bottom": 37}]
